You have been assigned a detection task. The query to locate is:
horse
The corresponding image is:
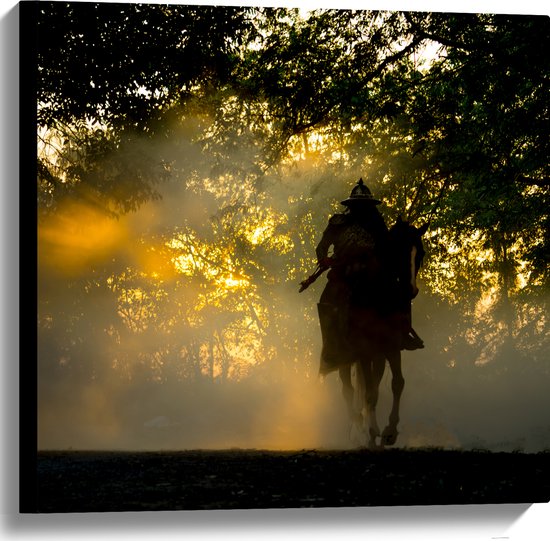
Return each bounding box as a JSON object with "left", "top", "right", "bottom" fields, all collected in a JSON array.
[{"left": 337, "top": 217, "right": 427, "bottom": 449}]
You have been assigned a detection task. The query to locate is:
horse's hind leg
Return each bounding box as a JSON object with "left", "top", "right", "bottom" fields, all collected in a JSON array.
[
  {"left": 381, "top": 351, "right": 404, "bottom": 446},
  {"left": 339, "top": 365, "right": 363, "bottom": 442},
  {"left": 339, "top": 365, "right": 365, "bottom": 446}
]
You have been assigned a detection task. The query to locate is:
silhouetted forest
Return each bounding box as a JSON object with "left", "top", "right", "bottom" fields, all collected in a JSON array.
[{"left": 33, "top": 3, "right": 549, "bottom": 451}]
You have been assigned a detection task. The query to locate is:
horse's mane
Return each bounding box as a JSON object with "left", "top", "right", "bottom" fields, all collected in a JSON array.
[
  {"left": 388, "top": 217, "right": 427, "bottom": 269},
  {"left": 350, "top": 217, "right": 427, "bottom": 313}
]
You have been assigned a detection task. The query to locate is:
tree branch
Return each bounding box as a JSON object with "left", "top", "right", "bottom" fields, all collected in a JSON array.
[{"left": 515, "top": 175, "right": 550, "bottom": 188}]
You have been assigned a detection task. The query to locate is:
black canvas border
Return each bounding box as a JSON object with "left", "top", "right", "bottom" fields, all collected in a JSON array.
[{"left": 18, "top": 0, "right": 39, "bottom": 514}]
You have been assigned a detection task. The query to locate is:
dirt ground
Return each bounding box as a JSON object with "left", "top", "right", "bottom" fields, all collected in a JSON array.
[{"left": 34, "top": 448, "right": 550, "bottom": 513}]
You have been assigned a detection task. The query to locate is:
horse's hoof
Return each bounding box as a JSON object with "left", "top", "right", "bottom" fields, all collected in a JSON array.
[
  {"left": 381, "top": 427, "right": 398, "bottom": 446},
  {"left": 349, "top": 423, "right": 366, "bottom": 446},
  {"left": 367, "top": 439, "right": 383, "bottom": 451}
]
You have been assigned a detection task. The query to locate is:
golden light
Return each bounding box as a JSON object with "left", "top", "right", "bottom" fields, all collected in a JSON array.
[
  {"left": 38, "top": 198, "right": 129, "bottom": 276},
  {"left": 242, "top": 209, "right": 294, "bottom": 253},
  {"left": 171, "top": 252, "right": 197, "bottom": 276},
  {"left": 217, "top": 273, "right": 250, "bottom": 289},
  {"left": 246, "top": 222, "right": 274, "bottom": 245},
  {"left": 130, "top": 242, "right": 180, "bottom": 282}
]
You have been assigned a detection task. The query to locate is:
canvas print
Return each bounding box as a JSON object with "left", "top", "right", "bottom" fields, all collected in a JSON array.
[{"left": 26, "top": 0, "right": 550, "bottom": 513}]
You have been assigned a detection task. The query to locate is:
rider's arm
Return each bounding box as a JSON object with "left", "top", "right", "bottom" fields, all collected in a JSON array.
[
  {"left": 316, "top": 226, "right": 334, "bottom": 264},
  {"left": 316, "top": 214, "right": 348, "bottom": 265}
]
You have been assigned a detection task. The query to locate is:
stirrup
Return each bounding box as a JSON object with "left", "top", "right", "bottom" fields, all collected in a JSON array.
[{"left": 402, "top": 334, "right": 424, "bottom": 351}]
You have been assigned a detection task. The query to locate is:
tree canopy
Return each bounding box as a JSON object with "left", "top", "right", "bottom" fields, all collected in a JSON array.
[{"left": 37, "top": 2, "right": 253, "bottom": 129}]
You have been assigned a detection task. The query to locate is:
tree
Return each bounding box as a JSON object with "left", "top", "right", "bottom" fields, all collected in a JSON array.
[
  {"left": 36, "top": 1, "right": 256, "bottom": 218},
  {"left": 231, "top": 9, "right": 430, "bottom": 166},
  {"left": 406, "top": 14, "right": 550, "bottom": 295},
  {"left": 36, "top": 2, "right": 254, "bottom": 130}
]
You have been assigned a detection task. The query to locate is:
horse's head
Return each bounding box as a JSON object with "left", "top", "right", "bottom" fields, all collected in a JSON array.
[{"left": 388, "top": 216, "right": 428, "bottom": 299}]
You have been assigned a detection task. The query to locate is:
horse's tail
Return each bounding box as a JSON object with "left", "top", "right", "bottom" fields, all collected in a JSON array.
[{"left": 353, "top": 361, "right": 366, "bottom": 414}]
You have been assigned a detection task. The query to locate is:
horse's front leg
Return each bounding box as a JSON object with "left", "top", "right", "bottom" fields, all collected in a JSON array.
[
  {"left": 381, "top": 350, "right": 404, "bottom": 446},
  {"left": 362, "top": 355, "right": 385, "bottom": 449}
]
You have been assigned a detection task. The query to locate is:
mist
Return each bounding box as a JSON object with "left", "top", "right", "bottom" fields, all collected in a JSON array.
[{"left": 37, "top": 110, "right": 550, "bottom": 455}]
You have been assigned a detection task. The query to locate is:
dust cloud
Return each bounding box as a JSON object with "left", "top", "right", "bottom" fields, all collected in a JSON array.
[{"left": 37, "top": 115, "right": 550, "bottom": 454}]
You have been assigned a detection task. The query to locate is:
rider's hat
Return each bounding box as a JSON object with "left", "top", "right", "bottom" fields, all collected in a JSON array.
[{"left": 341, "top": 178, "right": 381, "bottom": 206}]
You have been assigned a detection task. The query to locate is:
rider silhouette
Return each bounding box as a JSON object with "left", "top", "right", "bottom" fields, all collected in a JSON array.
[{"left": 316, "top": 178, "right": 423, "bottom": 374}]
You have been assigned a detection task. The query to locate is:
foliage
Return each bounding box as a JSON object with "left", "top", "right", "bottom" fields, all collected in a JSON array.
[
  {"left": 36, "top": 2, "right": 253, "bottom": 130},
  {"left": 407, "top": 14, "right": 550, "bottom": 295}
]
